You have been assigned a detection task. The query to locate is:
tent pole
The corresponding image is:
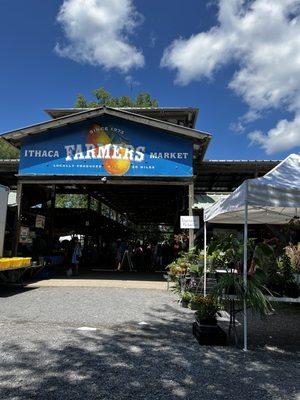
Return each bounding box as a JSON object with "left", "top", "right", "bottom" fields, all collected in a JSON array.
[
  {"left": 204, "top": 221, "right": 207, "bottom": 296},
  {"left": 243, "top": 199, "right": 248, "bottom": 352}
]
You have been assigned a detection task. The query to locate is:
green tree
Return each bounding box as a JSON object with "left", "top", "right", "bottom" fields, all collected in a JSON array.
[
  {"left": 0, "top": 138, "right": 19, "bottom": 159},
  {"left": 118, "top": 96, "right": 133, "bottom": 107},
  {"left": 92, "top": 87, "right": 111, "bottom": 105},
  {"left": 136, "top": 92, "right": 158, "bottom": 107},
  {"left": 75, "top": 87, "right": 158, "bottom": 108},
  {"left": 55, "top": 194, "right": 88, "bottom": 209},
  {"left": 74, "top": 93, "right": 87, "bottom": 108}
]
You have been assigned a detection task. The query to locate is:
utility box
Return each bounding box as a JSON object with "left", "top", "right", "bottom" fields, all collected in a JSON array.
[{"left": 0, "top": 185, "right": 9, "bottom": 257}]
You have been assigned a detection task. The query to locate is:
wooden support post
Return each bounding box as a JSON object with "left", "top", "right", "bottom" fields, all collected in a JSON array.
[
  {"left": 188, "top": 183, "right": 194, "bottom": 250},
  {"left": 86, "top": 193, "right": 91, "bottom": 230},
  {"left": 13, "top": 181, "right": 23, "bottom": 256},
  {"left": 49, "top": 185, "right": 56, "bottom": 244},
  {"left": 87, "top": 193, "right": 91, "bottom": 210}
]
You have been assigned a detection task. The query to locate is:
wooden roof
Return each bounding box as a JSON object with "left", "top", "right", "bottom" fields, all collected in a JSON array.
[{"left": 0, "top": 107, "right": 210, "bottom": 156}]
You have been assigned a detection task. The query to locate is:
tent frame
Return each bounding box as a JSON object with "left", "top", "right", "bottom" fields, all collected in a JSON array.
[{"left": 203, "top": 187, "right": 249, "bottom": 352}]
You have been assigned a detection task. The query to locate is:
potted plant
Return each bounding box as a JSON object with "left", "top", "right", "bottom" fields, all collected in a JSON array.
[
  {"left": 213, "top": 272, "right": 274, "bottom": 317},
  {"left": 191, "top": 295, "right": 227, "bottom": 346},
  {"left": 192, "top": 295, "right": 219, "bottom": 325},
  {"left": 180, "top": 291, "right": 192, "bottom": 308}
]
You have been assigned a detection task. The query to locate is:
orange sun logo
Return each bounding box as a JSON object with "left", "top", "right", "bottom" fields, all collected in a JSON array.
[{"left": 86, "top": 124, "right": 131, "bottom": 175}]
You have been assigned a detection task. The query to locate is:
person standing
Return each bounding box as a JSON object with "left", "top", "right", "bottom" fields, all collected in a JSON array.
[
  {"left": 66, "top": 237, "right": 82, "bottom": 277},
  {"left": 116, "top": 239, "right": 127, "bottom": 271},
  {"left": 155, "top": 242, "right": 163, "bottom": 268}
]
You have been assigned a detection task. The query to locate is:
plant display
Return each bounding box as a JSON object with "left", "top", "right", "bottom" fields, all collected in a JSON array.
[
  {"left": 167, "top": 261, "right": 187, "bottom": 280},
  {"left": 207, "top": 233, "right": 300, "bottom": 298},
  {"left": 191, "top": 295, "right": 219, "bottom": 324},
  {"left": 207, "top": 234, "right": 256, "bottom": 273},
  {"left": 265, "top": 254, "right": 300, "bottom": 298},
  {"left": 165, "top": 249, "right": 205, "bottom": 306},
  {"left": 285, "top": 244, "right": 300, "bottom": 273},
  {"left": 166, "top": 249, "right": 203, "bottom": 282},
  {"left": 166, "top": 231, "right": 299, "bottom": 345}
]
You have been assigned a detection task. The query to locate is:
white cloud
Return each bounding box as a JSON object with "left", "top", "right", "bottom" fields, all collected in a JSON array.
[
  {"left": 125, "top": 74, "right": 140, "bottom": 87},
  {"left": 161, "top": 0, "right": 300, "bottom": 154},
  {"left": 55, "top": 0, "right": 145, "bottom": 73},
  {"left": 249, "top": 116, "right": 300, "bottom": 154}
]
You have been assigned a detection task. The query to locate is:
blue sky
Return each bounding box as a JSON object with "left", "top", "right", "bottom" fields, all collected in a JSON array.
[{"left": 0, "top": 0, "right": 299, "bottom": 160}]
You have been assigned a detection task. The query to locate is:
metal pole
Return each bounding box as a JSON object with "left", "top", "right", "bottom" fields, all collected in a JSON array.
[
  {"left": 243, "top": 188, "right": 248, "bottom": 352},
  {"left": 188, "top": 183, "right": 194, "bottom": 250},
  {"left": 204, "top": 221, "right": 207, "bottom": 296}
]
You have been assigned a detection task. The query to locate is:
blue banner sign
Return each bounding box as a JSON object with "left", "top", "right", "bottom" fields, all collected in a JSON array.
[{"left": 19, "top": 116, "right": 193, "bottom": 177}]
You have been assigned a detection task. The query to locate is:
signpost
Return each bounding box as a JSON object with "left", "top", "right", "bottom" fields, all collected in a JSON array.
[{"left": 180, "top": 216, "right": 199, "bottom": 229}]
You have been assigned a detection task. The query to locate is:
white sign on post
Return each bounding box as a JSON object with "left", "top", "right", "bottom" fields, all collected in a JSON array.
[{"left": 180, "top": 216, "right": 200, "bottom": 229}]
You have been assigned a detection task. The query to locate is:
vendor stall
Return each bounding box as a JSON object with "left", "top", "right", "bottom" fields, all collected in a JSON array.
[{"left": 203, "top": 153, "right": 300, "bottom": 351}]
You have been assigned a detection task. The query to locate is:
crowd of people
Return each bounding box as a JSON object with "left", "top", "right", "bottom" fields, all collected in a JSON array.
[
  {"left": 58, "top": 234, "right": 189, "bottom": 275},
  {"left": 114, "top": 235, "right": 189, "bottom": 272}
]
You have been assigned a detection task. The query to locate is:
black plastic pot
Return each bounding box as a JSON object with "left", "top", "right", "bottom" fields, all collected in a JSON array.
[
  {"left": 192, "top": 321, "right": 227, "bottom": 346},
  {"left": 284, "top": 282, "right": 300, "bottom": 298},
  {"left": 181, "top": 299, "right": 189, "bottom": 308}
]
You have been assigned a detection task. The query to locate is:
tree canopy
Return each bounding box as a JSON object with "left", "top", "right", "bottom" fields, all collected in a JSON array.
[{"left": 75, "top": 87, "right": 158, "bottom": 108}]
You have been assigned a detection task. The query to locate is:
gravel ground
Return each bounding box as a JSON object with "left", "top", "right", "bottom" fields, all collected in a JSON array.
[{"left": 0, "top": 286, "right": 299, "bottom": 400}]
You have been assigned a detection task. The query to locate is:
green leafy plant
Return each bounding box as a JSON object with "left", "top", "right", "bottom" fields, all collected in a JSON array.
[
  {"left": 179, "top": 291, "right": 193, "bottom": 307},
  {"left": 191, "top": 295, "right": 219, "bottom": 324},
  {"left": 207, "top": 234, "right": 257, "bottom": 272},
  {"left": 166, "top": 249, "right": 203, "bottom": 282},
  {"left": 180, "top": 291, "right": 191, "bottom": 301},
  {"left": 165, "top": 249, "right": 205, "bottom": 306},
  {"left": 213, "top": 273, "right": 273, "bottom": 317},
  {"left": 269, "top": 255, "right": 300, "bottom": 298}
]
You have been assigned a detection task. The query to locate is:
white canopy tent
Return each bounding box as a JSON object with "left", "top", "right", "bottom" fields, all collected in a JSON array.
[{"left": 203, "top": 153, "right": 300, "bottom": 351}]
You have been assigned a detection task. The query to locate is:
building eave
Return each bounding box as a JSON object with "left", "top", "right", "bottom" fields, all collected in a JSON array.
[{"left": 45, "top": 107, "right": 199, "bottom": 128}]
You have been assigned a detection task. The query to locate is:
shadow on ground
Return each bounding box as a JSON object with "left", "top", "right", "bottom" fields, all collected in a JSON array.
[
  {"left": 51, "top": 271, "right": 166, "bottom": 282},
  {"left": 0, "top": 286, "right": 37, "bottom": 298},
  {"left": 0, "top": 303, "right": 299, "bottom": 400}
]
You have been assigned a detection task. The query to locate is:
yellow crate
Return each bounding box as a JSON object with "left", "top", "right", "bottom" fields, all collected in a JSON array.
[
  {"left": 25, "top": 257, "right": 32, "bottom": 266},
  {"left": 0, "top": 258, "right": 11, "bottom": 269},
  {"left": 0, "top": 257, "right": 32, "bottom": 270},
  {"left": 20, "top": 258, "right": 26, "bottom": 267},
  {"left": 11, "top": 258, "right": 21, "bottom": 268},
  {"left": 22, "top": 257, "right": 31, "bottom": 267}
]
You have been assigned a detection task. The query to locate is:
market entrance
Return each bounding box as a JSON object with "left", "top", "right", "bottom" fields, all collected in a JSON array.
[
  {"left": 15, "top": 179, "right": 191, "bottom": 274},
  {"left": 2, "top": 106, "right": 210, "bottom": 278}
]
